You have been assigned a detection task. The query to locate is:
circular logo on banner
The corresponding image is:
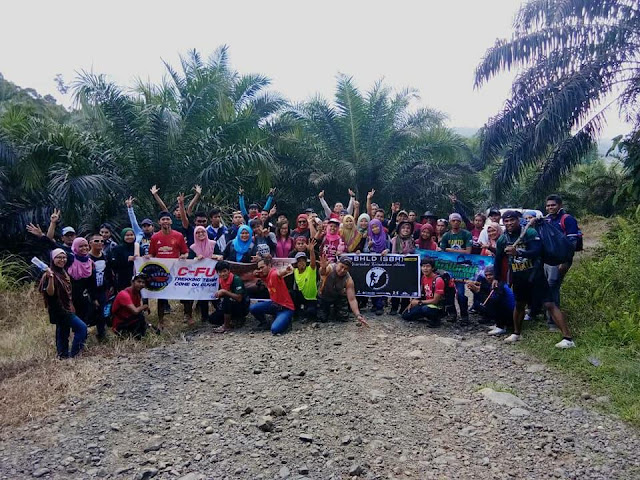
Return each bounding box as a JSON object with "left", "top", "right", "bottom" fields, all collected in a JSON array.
[
  {"left": 140, "top": 262, "right": 172, "bottom": 291},
  {"left": 366, "top": 267, "right": 389, "bottom": 290}
]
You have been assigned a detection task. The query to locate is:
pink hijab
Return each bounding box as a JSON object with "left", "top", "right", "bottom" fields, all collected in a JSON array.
[
  {"left": 67, "top": 237, "right": 93, "bottom": 280},
  {"left": 190, "top": 226, "right": 216, "bottom": 258}
]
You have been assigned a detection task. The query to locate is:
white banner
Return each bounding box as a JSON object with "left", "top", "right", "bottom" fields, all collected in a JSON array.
[{"left": 134, "top": 258, "right": 219, "bottom": 300}]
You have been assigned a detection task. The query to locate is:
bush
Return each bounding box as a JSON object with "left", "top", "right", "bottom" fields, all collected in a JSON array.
[{"left": 0, "top": 255, "right": 29, "bottom": 292}]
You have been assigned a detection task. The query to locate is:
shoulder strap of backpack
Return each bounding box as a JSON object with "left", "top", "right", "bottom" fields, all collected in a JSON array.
[{"left": 559, "top": 213, "right": 568, "bottom": 233}]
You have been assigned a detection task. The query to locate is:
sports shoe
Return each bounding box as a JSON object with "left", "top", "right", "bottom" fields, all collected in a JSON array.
[
  {"left": 555, "top": 339, "right": 576, "bottom": 349},
  {"left": 524, "top": 313, "right": 532, "bottom": 322},
  {"left": 504, "top": 333, "right": 521, "bottom": 343},
  {"left": 488, "top": 327, "right": 507, "bottom": 336}
]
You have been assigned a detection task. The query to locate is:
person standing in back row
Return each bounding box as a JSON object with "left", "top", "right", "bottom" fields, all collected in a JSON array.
[{"left": 439, "top": 212, "right": 472, "bottom": 323}]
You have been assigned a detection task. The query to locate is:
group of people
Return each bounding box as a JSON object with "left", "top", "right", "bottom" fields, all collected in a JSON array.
[{"left": 28, "top": 185, "right": 581, "bottom": 359}]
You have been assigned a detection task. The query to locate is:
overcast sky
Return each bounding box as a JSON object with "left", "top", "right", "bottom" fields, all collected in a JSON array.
[{"left": 1, "top": 0, "right": 630, "bottom": 139}]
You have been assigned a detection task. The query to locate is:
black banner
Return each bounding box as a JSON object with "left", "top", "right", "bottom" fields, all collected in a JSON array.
[{"left": 346, "top": 254, "right": 420, "bottom": 297}]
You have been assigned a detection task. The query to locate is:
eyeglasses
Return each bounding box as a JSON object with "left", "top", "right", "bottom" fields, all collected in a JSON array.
[{"left": 298, "top": 220, "right": 308, "bottom": 224}]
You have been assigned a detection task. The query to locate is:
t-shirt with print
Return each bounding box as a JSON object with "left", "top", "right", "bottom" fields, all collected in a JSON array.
[
  {"left": 421, "top": 274, "right": 444, "bottom": 306},
  {"left": 439, "top": 230, "right": 472, "bottom": 251},
  {"left": 294, "top": 266, "right": 318, "bottom": 300},
  {"left": 149, "top": 230, "right": 188, "bottom": 259},
  {"left": 267, "top": 268, "right": 295, "bottom": 310},
  {"left": 255, "top": 237, "right": 273, "bottom": 258},
  {"left": 89, "top": 253, "right": 109, "bottom": 292},
  {"left": 495, "top": 227, "right": 540, "bottom": 281}
]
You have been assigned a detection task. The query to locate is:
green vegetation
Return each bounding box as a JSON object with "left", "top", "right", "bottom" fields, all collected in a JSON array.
[{"left": 519, "top": 209, "right": 640, "bottom": 426}]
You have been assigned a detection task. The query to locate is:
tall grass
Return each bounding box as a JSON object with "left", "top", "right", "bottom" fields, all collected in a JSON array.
[
  {"left": 0, "top": 255, "right": 29, "bottom": 292},
  {"left": 519, "top": 208, "right": 640, "bottom": 426}
]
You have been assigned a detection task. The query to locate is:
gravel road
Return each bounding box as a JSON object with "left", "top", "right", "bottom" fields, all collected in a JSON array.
[{"left": 1, "top": 315, "right": 638, "bottom": 479}]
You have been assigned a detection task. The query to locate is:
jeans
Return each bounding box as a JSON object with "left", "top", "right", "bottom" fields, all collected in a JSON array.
[
  {"left": 402, "top": 305, "right": 442, "bottom": 325},
  {"left": 56, "top": 313, "right": 88, "bottom": 358},
  {"left": 372, "top": 297, "right": 385, "bottom": 311},
  {"left": 250, "top": 301, "right": 294, "bottom": 335},
  {"left": 455, "top": 281, "right": 469, "bottom": 318}
]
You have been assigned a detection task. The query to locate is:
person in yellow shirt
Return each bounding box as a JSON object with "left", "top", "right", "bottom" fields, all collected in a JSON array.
[{"left": 293, "top": 238, "right": 318, "bottom": 318}]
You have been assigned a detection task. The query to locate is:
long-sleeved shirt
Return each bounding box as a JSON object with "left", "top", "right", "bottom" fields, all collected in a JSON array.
[
  {"left": 127, "top": 206, "right": 153, "bottom": 256},
  {"left": 239, "top": 193, "right": 274, "bottom": 222},
  {"left": 319, "top": 196, "right": 354, "bottom": 220},
  {"left": 494, "top": 227, "right": 542, "bottom": 283}
]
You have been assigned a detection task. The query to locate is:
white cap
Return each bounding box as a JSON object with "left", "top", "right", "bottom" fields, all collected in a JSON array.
[{"left": 61, "top": 226, "right": 76, "bottom": 235}]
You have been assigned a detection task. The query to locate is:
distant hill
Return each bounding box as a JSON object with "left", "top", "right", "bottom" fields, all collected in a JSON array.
[
  {"left": 0, "top": 73, "right": 69, "bottom": 121},
  {"left": 452, "top": 127, "right": 479, "bottom": 138}
]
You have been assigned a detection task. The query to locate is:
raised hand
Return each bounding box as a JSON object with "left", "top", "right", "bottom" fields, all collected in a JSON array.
[
  {"left": 238, "top": 187, "right": 244, "bottom": 195},
  {"left": 26, "top": 223, "right": 44, "bottom": 237},
  {"left": 318, "top": 190, "right": 325, "bottom": 199},
  {"left": 177, "top": 192, "right": 185, "bottom": 205},
  {"left": 268, "top": 187, "right": 277, "bottom": 195},
  {"left": 348, "top": 188, "right": 355, "bottom": 197},
  {"left": 150, "top": 185, "right": 159, "bottom": 196},
  {"left": 319, "top": 253, "right": 329, "bottom": 272},
  {"left": 367, "top": 189, "right": 375, "bottom": 199},
  {"left": 125, "top": 196, "right": 135, "bottom": 208},
  {"left": 269, "top": 205, "right": 277, "bottom": 217},
  {"left": 50, "top": 208, "right": 61, "bottom": 224},
  {"left": 353, "top": 200, "right": 360, "bottom": 209},
  {"left": 448, "top": 193, "right": 457, "bottom": 204},
  {"left": 308, "top": 237, "right": 317, "bottom": 250},
  {"left": 193, "top": 185, "right": 202, "bottom": 195}
]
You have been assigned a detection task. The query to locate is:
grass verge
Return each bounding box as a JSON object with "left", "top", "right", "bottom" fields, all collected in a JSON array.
[{"left": 0, "top": 286, "right": 192, "bottom": 429}]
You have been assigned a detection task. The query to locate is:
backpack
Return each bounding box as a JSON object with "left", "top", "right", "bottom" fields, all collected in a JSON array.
[
  {"left": 433, "top": 271, "right": 457, "bottom": 316},
  {"left": 535, "top": 220, "right": 575, "bottom": 266},
  {"left": 559, "top": 214, "right": 584, "bottom": 252}
]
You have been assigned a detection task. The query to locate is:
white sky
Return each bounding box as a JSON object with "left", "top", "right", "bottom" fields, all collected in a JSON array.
[{"left": 1, "top": 0, "right": 630, "bottom": 140}]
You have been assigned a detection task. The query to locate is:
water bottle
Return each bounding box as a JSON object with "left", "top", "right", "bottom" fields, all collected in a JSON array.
[{"left": 31, "top": 257, "right": 49, "bottom": 272}]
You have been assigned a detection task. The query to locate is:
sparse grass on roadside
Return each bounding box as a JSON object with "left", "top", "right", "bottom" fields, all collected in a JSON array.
[
  {"left": 474, "top": 382, "right": 519, "bottom": 396},
  {"left": 0, "top": 285, "right": 193, "bottom": 428}
]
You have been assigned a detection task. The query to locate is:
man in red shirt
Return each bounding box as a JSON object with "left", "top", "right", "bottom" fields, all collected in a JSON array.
[
  {"left": 401, "top": 259, "right": 444, "bottom": 327},
  {"left": 249, "top": 255, "right": 295, "bottom": 335},
  {"left": 146, "top": 211, "right": 188, "bottom": 328},
  {"left": 111, "top": 273, "right": 149, "bottom": 339}
]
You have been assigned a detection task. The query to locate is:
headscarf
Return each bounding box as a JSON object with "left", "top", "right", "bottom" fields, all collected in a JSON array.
[
  {"left": 40, "top": 249, "right": 74, "bottom": 313},
  {"left": 191, "top": 225, "right": 216, "bottom": 258},
  {"left": 357, "top": 213, "right": 370, "bottom": 234},
  {"left": 121, "top": 227, "right": 135, "bottom": 243},
  {"left": 294, "top": 214, "right": 310, "bottom": 234},
  {"left": 339, "top": 215, "right": 357, "bottom": 245},
  {"left": 324, "top": 220, "right": 341, "bottom": 243},
  {"left": 487, "top": 222, "right": 502, "bottom": 242},
  {"left": 368, "top": 219, "right": 388, "bottom": 253},
  {"left": 232, "top": 225, "right": 254, "bottom": 262},
  {"left": 415, "top": 223, "right": 437, "bottom": 250},
  {"left": 394, "top": 221, "right": 415, "bottom": 254},
  {"left": 67, "top": 237, "right": 93, "bottom": 280}
]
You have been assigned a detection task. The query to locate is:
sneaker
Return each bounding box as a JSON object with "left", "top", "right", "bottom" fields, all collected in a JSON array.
[
  {"left": 488, "top": 327, "right": 507, "bottom": 336},
  {"left": 555, "top": 339, "right": 576, "bottom": 349},
  {"left": 504, "top": 333, "right": 521, "bottom": 343},
  {"left": 524, "top": 313, "right": 532, "bottom": 322},
  {"left": 426, "top": 318, "right": 441, "bottom": 328}
]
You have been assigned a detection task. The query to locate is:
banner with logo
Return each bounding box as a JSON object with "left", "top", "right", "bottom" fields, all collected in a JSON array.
[
  {"left": 134, "top": 257, "right": 296, "bottom": 300},
  {"left": 345, "top": 254, "right": 420, "bottom": 297},
  {"left": 415, "top": 250, "right": 494, "bottom": 281}
]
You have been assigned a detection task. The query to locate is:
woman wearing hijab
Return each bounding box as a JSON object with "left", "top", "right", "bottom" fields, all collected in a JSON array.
[
  {"left": 480, "top": 222, "right": 502, "bottom": 257},
  {"left": 223, "top": 225, "right": 257, "bottom": 263},
  {"left": 367, "top": 219, "right": 391, "bottom": 315},
  {"left": 40, "top": 248, "right": 88, "bottom": 358},
  {"left": 187, "top": 225, "right": 222, "bottom": 323},
  {"left": 415, "top": 223, "right": 438, "bottom": 250},
  {"left": 339, "top": 215, "right": 363, "bottom": 254},
  {"left": 291, "top": 214, "right": 311, "bottom": 240},
  {"left": 67, "top": 237, "right": 96, "bottom": 323},
  {"left": 318, "top": 218, "right": 345, "bottom": 262},
  {"left": 110, "top": 228, "right": 138, "bottom": 293},
  {"left": 389, "top": 221, "right": 415, "bottom": 315}
]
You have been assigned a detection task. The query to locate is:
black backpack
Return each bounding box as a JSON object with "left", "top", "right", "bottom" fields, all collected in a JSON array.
[
  {"left": 433, "top": 271, "right": 457, "bottom": 316},
  {"left": 534, "top": 220, "right": 575, "bottom": 266}
]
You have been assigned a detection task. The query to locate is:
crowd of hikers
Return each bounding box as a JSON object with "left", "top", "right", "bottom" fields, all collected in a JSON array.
[{"left": 26, "top": 186, "right": 583, "bottom": 359}]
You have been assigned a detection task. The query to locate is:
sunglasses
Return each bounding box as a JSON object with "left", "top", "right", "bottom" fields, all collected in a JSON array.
[
  {"left": 92, "top": 239, "right": 104, "bottom": 243},
  {"left": 298, "top": 220, "right": 308, "bottom": 224}
]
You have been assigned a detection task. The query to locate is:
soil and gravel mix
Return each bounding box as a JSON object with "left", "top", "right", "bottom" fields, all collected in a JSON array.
[{"left": 1, "top": 314, "right": 638, "bottom": 479}]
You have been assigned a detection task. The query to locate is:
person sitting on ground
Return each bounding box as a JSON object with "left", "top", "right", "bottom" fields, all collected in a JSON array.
[
  {"left": 415, "top": 223, "right": 437, "bottom": 251},
  {"left": 223, "top": 225, "right": 257, "bottom": 263},
  {"left": 293, "top": 238, "right": 318, "bottom": 318},
  {"left": 239, "top": 186, "right": 276, "bottom": 223},
  {"left": 401, "top": 259, "right": 444, "bottom": 328},
  {"left": 210, "top": 260, "right": 249, "bottom": 333},
  {"left": 467, "top": 265, "right": 515, "bottom": 335},
  {"left": 40, "top": 248, "right": 88, "bottom": 358},
  {"left": 111, "top": 272, "right": 150, "bottom": 339},
  {"left": 249, "top": 255, "right": 296, "bottom": 334},
  {"left": 494, "top": 210, "right": 575, "bottom": 348},
  {"left": 317, "top": 255, "right": 367, "bottom": 325},
  {"left": 318, "top": 189, "right": 355, "bottom": 220}
]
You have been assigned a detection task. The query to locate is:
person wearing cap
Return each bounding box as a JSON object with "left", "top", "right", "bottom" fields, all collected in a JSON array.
[
  {"left": 250, "top": 218, "right": 277, "bottom": 258},
  {"left": 39, "top": 248, "right": 88, "bottom": 358},
  {"left": 292, "top": 238, "right": 318, "bottom": 318},
  {"left": 317, "top": 254, "right": 367, "bottom": 325},
  {"left": 317, "top": 217, "right": 346, "bottom": 262},
  {"left": 125, "top": 196, "right": 156, "bottom": 256},
  {"left": 439, "top": 213, "right": 473, "bottom": 323},
  {"left": 111, "top": 273, "right": 150, "bottom": 339},
  {"left": 388, "top": 205, "right": 409, "bottom": 237},
  {"left": 147, "top": 210, "right": 189, "bottom": 329},
  {"left": 420, "top": 211, "right": 438, "bottom": 229},
  {"left": 318, "top": 188, "right": 356, "bottom": 220},
  {"left": 250, "top": 255, "right": 296, "bottom": 334},
  {"left": 467, "top": 265, "right": 515, "bottom": 334},
  {"left": 494, "top": 210, "right": 575, "bottom": 348},
  {"left": 238, "top": 186, "right": 276, "bottom": 223}
]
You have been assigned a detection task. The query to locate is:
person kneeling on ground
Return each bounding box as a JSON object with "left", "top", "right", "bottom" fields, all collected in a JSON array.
[
  {"left": 111, "top": 272, "right": 150, "bottom": 339},
  {"left": 467, "top": 266, "right": 515, "bottom": 335},
  {"left": 211, "top": 260, "right": 249, "bottom": 333},
  {"left": 317, "top": 255, "right": 367, "bottom": 325},
  {"left": 293, "top": 238, "right": 318, "bottom": 318},
  {"left": 250, "top": 255, "right": 296, "bottom": 335},
  {"left": 402, "top": 259, "right": 443, "bottom": 327}
]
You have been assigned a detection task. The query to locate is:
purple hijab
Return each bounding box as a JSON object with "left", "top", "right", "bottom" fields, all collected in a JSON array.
[{"left": 368, "top": 219, "right": 388, "bottom": 253}]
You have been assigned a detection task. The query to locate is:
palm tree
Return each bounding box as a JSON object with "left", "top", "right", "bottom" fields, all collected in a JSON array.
[
  {"left": 287, "top": 75, "right": 476, "bottom": 209},
  {"left": 475, "top": 0, "right": 640, "bottom": 198}
]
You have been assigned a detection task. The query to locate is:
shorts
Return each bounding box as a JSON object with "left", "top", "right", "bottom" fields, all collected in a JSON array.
[{"left": 511, "top": 270, "right": 553, "bottom": 306}]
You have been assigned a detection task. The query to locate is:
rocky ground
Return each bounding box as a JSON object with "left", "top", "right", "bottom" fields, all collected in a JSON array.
[{"left": 1, "top": 313, "right": 639, "bottom": 480}]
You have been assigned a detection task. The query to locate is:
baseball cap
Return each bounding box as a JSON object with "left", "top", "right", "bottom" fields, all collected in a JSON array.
[
  {"left": 132, "top": 272, "right": 149, "bottom": 282},
  {"left": 248, "top": 203, "right": 260, "bottom": 210},
  {"left": 398, "top": 210, "right": 409, "bottom": 217},
  {"left": 501, "top": 210, "right": 519, "bottom": 220},
  {"left": 140, "top": 218, "right": 153, "bottom": 226},
  {"left": 304, "top": 208, "right": 314, "bottom": 214},
  {"left": 421, "top": 211, "right": 437, "bottom": 219},
  {"left": 488, "top": 208, "right": 501, "bottom": 217},
  {"left": 328, "top": 218, "right": 341, "bottom": 225},
  {"left": 294, "top": 252, "right": 308, "bottom": 261},
  {"left": 61, "top": 226, "right": 76, "bottom": 235}
]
